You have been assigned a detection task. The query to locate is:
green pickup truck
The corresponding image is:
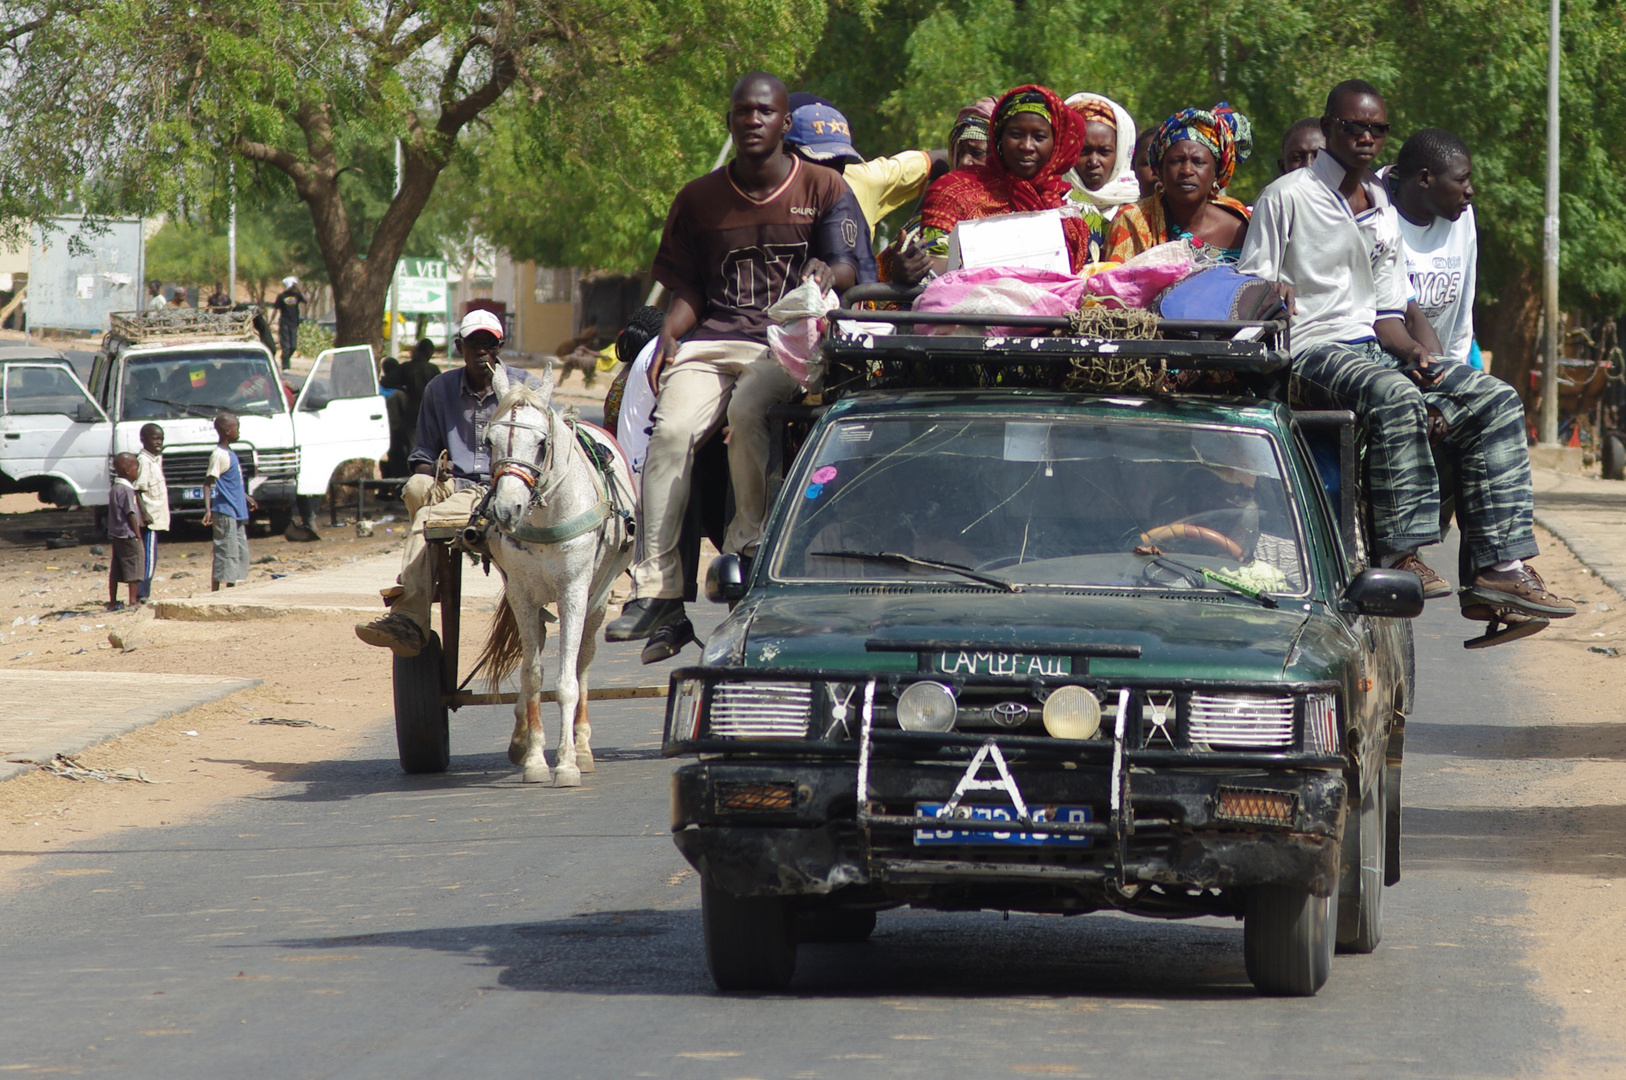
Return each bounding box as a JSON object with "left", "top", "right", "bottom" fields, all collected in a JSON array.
[{"left": 663, "top": 303, "right": 1421, "bottom": 997}]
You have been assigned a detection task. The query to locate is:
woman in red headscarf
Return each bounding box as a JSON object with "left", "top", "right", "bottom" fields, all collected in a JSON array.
[{"left": 916, "top": 85, "right": 1102, "bottom": 273}]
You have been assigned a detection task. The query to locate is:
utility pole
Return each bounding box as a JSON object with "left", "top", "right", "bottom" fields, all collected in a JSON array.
[
  {"left": 388, "top": 138, "right": 402, "bottom": 358},
  {"left": 227, "top": 161, "right": 237, "bottom": 305},
  {"left": 1539, "top": 0, "right": 1562, "bottom": 445}
]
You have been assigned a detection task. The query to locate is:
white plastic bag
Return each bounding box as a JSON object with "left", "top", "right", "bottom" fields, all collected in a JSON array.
[{"left": 766, "top": 280, "right": 838, "bottom": 388}]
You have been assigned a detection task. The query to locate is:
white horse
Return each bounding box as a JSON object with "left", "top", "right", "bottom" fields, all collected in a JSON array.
[{"left": 472, "top": 362, "right": 635, "bottom": 785}]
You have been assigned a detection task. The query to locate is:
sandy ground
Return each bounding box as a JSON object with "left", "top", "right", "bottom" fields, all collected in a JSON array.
[{"left": 0, "top": 452, "right": 1621, "bottom": 1067}]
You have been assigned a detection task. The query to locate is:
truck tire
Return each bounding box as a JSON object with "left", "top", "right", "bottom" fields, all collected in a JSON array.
[
  {"left": 1244, "top": 884, "right": 1337, "bottom": 996},
  {"left": 1337, "top": 767, "right": 1386, "bottom": 953},
  {"left": 702, "top": 877, "right": 797, "bottom": 992},
  {"left": 393, "top": 631, "right": 449, "bottom": 774}
]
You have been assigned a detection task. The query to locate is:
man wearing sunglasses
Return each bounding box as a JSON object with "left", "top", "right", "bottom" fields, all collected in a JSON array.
[
  {"left": 1240, "top": 80, "right": 1573, "bottom": 631},
  {"left": 355, "top": 309, "right": 542, "bottom": 657}
]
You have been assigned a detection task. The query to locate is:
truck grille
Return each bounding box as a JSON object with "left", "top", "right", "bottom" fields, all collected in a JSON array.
[
  {"left": 160, "top": 447, "right": 298, "bottom": 487},
  {"left": 161, "top": 451, "right": 256, "bottom": 486},
  {"left": 709, "top": 683, "right": 814, "bottom": 738},
  {"left": 254, "top": 448, "right": 299, "bottom": 478},
  {"left": 1187, "top": 693, "right": 1295, "bottom": 748}
]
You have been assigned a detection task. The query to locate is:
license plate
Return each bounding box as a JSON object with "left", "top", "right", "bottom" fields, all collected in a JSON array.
[
  {"left": 183, "top": 486, "right": 204, "bottom": 501},
  {"left": 913, "top": 803, "right": 1092, "bottom": 846},
  {"left": 933, "top": 650, "right": 1070, "bottom": 678}
]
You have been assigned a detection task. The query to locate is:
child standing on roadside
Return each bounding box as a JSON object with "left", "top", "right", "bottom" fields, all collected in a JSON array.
[
  {"left": 134, "top": 423, "right": 169, "bottom": 602},
  {"left": 107, "top": 453, "right": 145, "bottom": 611},
  {"left": 202, "top": 411, "right": 255, "bottom": 591}
]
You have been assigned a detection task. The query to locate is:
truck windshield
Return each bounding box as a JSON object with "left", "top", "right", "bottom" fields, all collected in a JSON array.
[
  {"left": 120, "top": 350, "right": 286, "bottom": 420},
  {"left": 771, "top": 414, "right": 1308, "bottom": 595}
]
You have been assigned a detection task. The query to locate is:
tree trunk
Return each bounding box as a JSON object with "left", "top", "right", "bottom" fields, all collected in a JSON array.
[{"left": 1483, "top": 261, "right": 1542, "bottom": 436}]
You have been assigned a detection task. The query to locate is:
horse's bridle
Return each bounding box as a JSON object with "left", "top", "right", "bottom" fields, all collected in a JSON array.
[{"left": 488, "top": 407, "right": 569, "bottom": 507}]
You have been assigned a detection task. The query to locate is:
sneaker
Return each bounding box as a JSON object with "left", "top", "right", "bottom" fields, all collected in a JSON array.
[
  {"left": 641, "top": 617, "right": 697, "bottom": 665},
  {"left": 355, "top": 612, "right": 427, "bottom": 656},
  {"left": 1464, "top": 565, "right": 1577, "bottom": 619},
  {"left": 604, "top": 597, "right": 686, "bottom": 642},
  {"left": 1391, "top": 552, "right": 1451, "bottom": 599}
]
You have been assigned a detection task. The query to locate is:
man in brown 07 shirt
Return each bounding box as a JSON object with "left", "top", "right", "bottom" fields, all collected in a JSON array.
[{"left": 607, "top": 70, "right": 867, "bottom": 645}]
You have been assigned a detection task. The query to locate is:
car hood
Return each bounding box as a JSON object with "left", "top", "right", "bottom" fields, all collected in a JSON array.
[{"left": 730, "top": 588, "right": 1342, "bottom": 683}]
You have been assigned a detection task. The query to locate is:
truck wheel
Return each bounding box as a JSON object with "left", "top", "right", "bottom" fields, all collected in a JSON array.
[
  {"left": 1337, "top": 767, "right": 1386, "bottom": 953},
  {"left": 267, "top": 505, "right": 294, "bottom": 536},
  {"left": 393, "top": 631, "right": 449, "bottom": 774},
  {"left": 702, "top": 877, "right": 797, "bottom": 991},
  {"left": 799, "top": 906, "right": 877, "bottom": 943},
  {"left": 1244, "top": 884, "right": 1337, "bottom": 996}
]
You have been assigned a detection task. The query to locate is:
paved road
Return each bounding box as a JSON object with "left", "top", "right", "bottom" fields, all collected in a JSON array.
[{"left": 0, "top": 553, "right": 1616, "bottom": 1078}]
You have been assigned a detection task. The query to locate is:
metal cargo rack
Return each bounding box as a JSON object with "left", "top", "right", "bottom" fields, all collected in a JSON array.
[{"left": 106, "top": 308, "right": 263, "bottom": 347}]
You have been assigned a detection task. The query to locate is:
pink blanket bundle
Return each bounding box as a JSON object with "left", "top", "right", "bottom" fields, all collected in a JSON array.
[{"left": 913, "top": 260, "right": 1196, "bottom": 330}]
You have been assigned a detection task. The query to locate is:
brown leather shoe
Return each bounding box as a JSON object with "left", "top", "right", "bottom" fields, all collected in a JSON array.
[
  {"left": 1464, "top": 565, "right": 1577, "bottom": 619},
  {"left": 1391, "top": 552, "right": 1451, "bottom": 599},
  {"left": 355, "top": 612, "right": 427, "bottom": 656}
]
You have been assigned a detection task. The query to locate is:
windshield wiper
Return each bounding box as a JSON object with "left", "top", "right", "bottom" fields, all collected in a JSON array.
[
  {"left": 1140, "top": 552, "right": 1277, "bottom": 608},
  {"left": 811, "top": 550, "right": 1022, "bottom": 593},
  {"left": 142, "top": 396, "right": 219, "bottom": 419}
]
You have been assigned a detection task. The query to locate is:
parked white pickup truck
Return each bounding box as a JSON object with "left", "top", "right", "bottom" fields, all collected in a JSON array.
[{"left": 0, "top": 309, "right": 388, "bottom": 529}]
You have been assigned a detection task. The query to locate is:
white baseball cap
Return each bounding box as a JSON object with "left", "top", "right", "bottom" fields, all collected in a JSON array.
[
  {"left": 457, "top": 309, "right": 505, "bottom": 341},
  {"left": 282, "top": 275, "right": 299, "bottom": 287}
]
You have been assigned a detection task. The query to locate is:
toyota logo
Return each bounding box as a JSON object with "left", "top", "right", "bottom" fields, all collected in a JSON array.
[{"left": 991, "top": 701, "right": 1030, "bottom": 727}]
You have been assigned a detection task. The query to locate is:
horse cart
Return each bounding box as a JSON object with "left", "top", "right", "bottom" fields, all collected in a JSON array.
[{"left": 387, "top": 495, "right": 662, "bottom": 775}]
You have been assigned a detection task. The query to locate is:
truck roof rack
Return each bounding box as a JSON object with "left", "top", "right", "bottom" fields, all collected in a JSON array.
[
  {"left": 816, "top": 283, "right": 1291, "bottom": 402},
  {"left": 107, "top": 309, "right": 263, "bottom": 347}
]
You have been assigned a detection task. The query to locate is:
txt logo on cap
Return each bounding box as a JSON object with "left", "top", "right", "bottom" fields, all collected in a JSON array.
[{"left": 786, "top": 102, "right": 863, "bottom": 166}]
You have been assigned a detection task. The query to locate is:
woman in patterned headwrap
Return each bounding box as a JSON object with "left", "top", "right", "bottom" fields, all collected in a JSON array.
[
  {"left": 1106, "top": 102, "right": 1254, "bottom": 263},
  {"left": 948, "top": 96, "right": 997, "bottom": 172},
  {"left": 916, "top": 85, "right": 1106, "bottom": 273},
  {"left": 1063, "top": 92, "right": 1140, "bottom": 221}
]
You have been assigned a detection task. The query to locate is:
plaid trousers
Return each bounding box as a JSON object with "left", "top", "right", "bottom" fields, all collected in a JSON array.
[{"left": 1292, "top": 342, "right": 1536, "bottom": 573}]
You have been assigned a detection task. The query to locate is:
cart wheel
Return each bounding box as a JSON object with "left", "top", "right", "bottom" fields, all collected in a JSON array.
[
  {"left": 1604, "top": 432, "right": 1626, "bottom": 481},
  {"left": 1244, "top": 884, "right": 1337, "bottom": 996},
  {"left": 702, "top": 877, "right": 797, "bottom": 991},
  {"left": 393, "top": 630, "right": 449, "bottom": 774}
]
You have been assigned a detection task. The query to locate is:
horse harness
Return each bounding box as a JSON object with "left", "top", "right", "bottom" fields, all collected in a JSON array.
[{"left": 474, "top": 404, "right": 636, "bottom": 615}]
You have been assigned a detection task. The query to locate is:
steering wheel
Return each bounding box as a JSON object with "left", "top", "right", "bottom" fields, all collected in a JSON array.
[{"left": 1140, "top": 522, "right": 1245, "bottom": 561}]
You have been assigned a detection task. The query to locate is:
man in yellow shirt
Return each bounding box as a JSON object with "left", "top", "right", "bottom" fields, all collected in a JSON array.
[{"left": 785, "top": 93, "right": 946, "bottom": 241}]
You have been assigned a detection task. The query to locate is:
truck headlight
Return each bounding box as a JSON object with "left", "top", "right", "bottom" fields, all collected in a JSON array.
[
  {"left": 1042, "top": 685, "right": 1101, "bottom": 740},
  {"left": 896, "top": 681, "right": 956, "bottom": 732}
]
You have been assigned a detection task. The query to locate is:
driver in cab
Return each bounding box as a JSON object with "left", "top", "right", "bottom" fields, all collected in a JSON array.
[{"left": 355, "top": 310, "right": 540, "bottom": 657}]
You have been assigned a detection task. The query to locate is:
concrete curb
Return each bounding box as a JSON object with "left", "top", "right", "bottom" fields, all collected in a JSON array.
[
  {"left": 152, "top": 600, "right": 379, "bottom": 621},
  {"left": 1534, "top": 510, "right": 1626, "bottom": 602},
  {"left": 0, "top": 677, "right": 262, "bottom": 783}
]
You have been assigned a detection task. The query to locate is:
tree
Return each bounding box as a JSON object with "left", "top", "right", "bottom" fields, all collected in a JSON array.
[
  {"left": 468, "top": 0, "right": 838, "bottom": 275},
  {"left": 2, "top": 0, "right": 828, "bottom": 352}
]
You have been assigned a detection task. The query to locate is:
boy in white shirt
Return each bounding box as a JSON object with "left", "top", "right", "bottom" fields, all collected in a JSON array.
[
  {"left": 1386, "top": 128, "right": 1477, "bottom": 363},
  {"left": 134, "top": 423, "right": 169, "bottom": 602}
]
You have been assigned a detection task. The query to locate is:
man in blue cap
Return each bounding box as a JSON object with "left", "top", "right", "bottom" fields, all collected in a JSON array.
[{"left": 785, "top": 93, "right": 945, "bottom": 245}]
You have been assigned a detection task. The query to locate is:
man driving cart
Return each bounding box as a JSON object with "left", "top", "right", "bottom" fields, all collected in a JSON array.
[{"left": 355, "top": 309, "right": 540, "bottom": 657}]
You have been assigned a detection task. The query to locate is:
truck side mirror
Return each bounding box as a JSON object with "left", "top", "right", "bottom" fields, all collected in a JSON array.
[
  {"left": 71, "top": 402, "right": 100, "bottom": 424},
  {"left": 1341, "top": 567, "right": 1425, "bottom": 618},
  {"left": 705, "top": 554, "right": 747, "bottom": 604}
]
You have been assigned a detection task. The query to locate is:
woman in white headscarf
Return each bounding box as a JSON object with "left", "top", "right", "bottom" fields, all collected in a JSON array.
[{"left": 1062, "top": 92, "right": 1140, "bottom": 222}]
